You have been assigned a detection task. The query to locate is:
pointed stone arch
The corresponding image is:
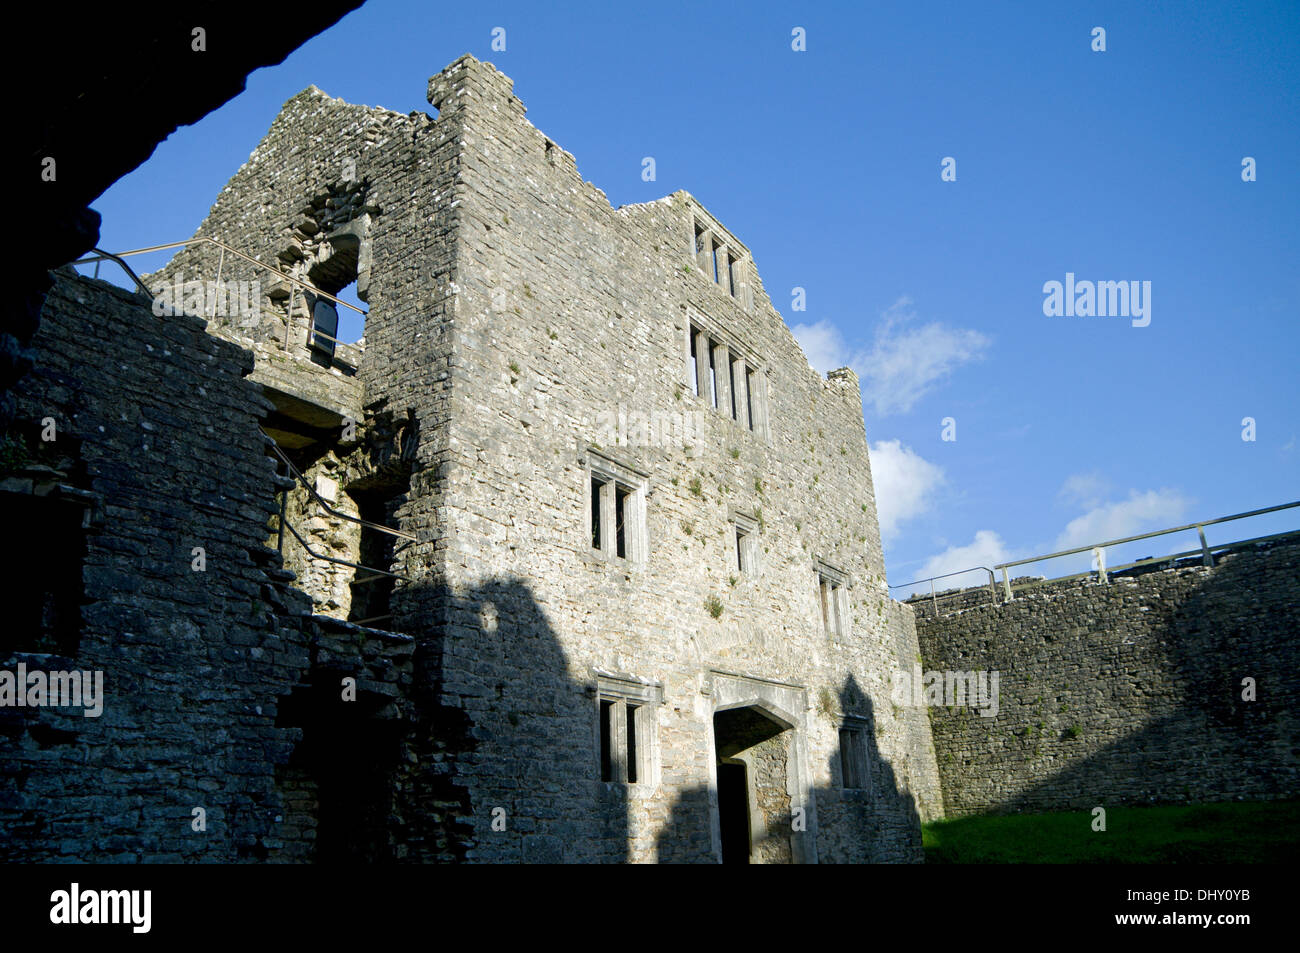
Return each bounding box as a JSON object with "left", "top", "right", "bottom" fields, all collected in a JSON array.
[{"left": 705, "top": 671, "right": 819, "bottom": 863}]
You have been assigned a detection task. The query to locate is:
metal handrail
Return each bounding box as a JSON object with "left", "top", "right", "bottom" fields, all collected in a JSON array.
[
  {"left": 892, "top": 500, "right": 1299, "bottom": 611},
  {"left": 888, "top": 566, "right": 997, "bottom": 614},
  {"left": 992, "top": 500, "right": 1299, "bottom": 601},
  {"left": 1005, "top": 528, "right": 1300, "bottom": 596},
  {"left": 994, "top": 501, "right": 1299, "bottom": 571},
  {"left": 73, "top": 236, "right": 366, "bottom": 356},
  {"left": 264, "top": 435, "right": 417, "bottom": 543},
  {"left": 72, "top": 236, "right": 367, "bottom": 316},
  {"left": 78, "top": 248, "right": 155, "bottom": 297},
  {"left": 278, "top": 513, "right": 410, "bottom": 584}
]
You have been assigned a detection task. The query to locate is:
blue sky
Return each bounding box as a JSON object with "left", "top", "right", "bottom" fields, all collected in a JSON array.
[{"left": 83, "top": 0, "right": 1299, "bottom": 591}]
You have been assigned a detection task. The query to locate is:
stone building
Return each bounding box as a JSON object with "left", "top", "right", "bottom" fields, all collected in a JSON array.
[
  {"left": 1, "top": 55, "right": 943, "bottom": 863},
  {"left": 5, "top": 52, "right": 1291, "bottom": 865}
]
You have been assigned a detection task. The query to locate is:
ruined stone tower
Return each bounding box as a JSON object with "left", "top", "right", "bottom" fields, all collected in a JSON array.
[{"left": 3, "top": 55, "right": 942, "bottom": 863}]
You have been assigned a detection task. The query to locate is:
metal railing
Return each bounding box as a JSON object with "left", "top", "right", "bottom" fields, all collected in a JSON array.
[
  {"left": 79, "top": 247, "right": 154, "bottom": 296},
  {"left": 72, "top": 236, "right": 365, "bottom": 354},
  {"left": 993, "top": 500, "right": 1299, "bottom": 601},
  {"left": 265, "top": 436, "right": 416, "bottom": 545},
  {"left": 889, "top": 566, "right": 997, "bottom": 614},
  {"left": 892, "top": 500, "right": 1299, "bottom": 613}
]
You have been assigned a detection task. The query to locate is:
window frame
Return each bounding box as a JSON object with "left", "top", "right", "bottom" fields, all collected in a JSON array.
[
  {"left": 586, "top": 450, "right": 649, "bottom": 567},
  {"left": 733, "top": 512, "right": 760, "bottom": 576},
  {"left": 816, "top": 561, "right": 850, "bottom": 638},
  {"left": 682, "top": 313, "right": 770, "bottom": 440},
  {"left": 593, "top": 673, "right": 662, "bottom": 789},
  {"left": 838, "top": 716, "right": 872, "bottom": 792},
  {"left": 688, "top": 213, "right": 750, "bottom": 306}
]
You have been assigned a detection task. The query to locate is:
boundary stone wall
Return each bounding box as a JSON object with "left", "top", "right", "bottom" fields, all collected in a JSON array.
[{"left": 913, "top": 541, "right": 1300, "bottom": 817}]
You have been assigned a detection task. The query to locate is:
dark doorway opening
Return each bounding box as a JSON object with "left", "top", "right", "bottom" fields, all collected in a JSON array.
[
  {"left": 717, "top": 761, "right": 750, "bottom": 864},
  {"left": 713, "top": 705, "right": 793, "bottom": 864},
  {"left": 348, "top": 485, "right": 403, "bottom": 627},
  {"left": 276, "top": 677, "right": 403, "bottom": 862}
]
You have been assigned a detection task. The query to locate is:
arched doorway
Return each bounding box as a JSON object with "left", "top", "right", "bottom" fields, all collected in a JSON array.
[{"left": 712, "top": 705, "right": 793, "bottom": 864}]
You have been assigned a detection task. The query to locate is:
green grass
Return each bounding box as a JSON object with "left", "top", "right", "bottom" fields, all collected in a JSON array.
[{"left": 923, "top": 800, "right": 1300, "bottom": 863}]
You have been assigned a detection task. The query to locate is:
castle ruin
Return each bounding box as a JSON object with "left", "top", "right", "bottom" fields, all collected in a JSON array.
[
  {"left": 2, "top": 55, "right": 942, "bottom": 863},
  {"left": 3, "top": 55, "right": 1292, "bottom": 865}
]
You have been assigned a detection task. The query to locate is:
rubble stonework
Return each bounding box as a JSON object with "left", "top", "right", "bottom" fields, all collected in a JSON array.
[
  {"left": 2, "top": 55, "right": 943, "bottom": 863},
  {"left": 912, "top": 540, "right": 1300, "bottom": 817},
  {"left": 6, "top": 54, "right": 1286, "bottom": 864},
  {"left": 1, "top": 274, "right": 420, "bottom": 861}
]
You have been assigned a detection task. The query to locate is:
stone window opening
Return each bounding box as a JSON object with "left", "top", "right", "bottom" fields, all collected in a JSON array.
[
  {"left": 593, "top": 674, "right": 661, "bottom": 786},
  {"left": 689, "top": 215, "right": 748, "bottom": 304},
  {"left": 816, "top": 563, "right": 849, "bottom": 638},
  {"left": 614, "top": 484, "right": 632, "bottom": 558},
  {"left": 589, "top": 475, "right": 635, "bottom": 557},
  {"left": 309, "top": 295, "right": 339, "bottom": 365},
  {"left": 685, "top": 319, "right": 769, "bottom": 438},
  {"left": 297, "top": 209, "right": 371, "bottom": 365},
  {"left": 0, "top": 425, "right": 95, "bottom": 658},
  {"left": 347, "top": 482, "right": 407, "bottom": 627},
  {"left": 839, "top": 718, "right": 872, "bottom": 791},
  {"left": 590, "top": 475, "right": 603, "bottom": 549},
  {"left": 688, "top": 330, "right": 701, "bottom": 399},
  {"left": 733, "top": 513, "right": 759, "bottom": 576},
  {"left": 708, "top": 345, "right": 719, "bottom": 408},
  {"left": 587, "top": 453, "right": 647, "bottom": 566},
  {"left": 0, "top": 487, "right": 91, "bottom": 658},
  {"left": 599, "top": 699, "right": 640, "bottom": 783}
]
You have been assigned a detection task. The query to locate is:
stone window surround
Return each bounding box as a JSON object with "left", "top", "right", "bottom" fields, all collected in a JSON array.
[
  {"left": 0, "top": 477, "right": 98, "bottom": 657},
  {"left": 732, "top": 511, "right": 760, "bottom": 576},
  {"left": 690, "top": 212, "right": 752, "bottom": 309},
  {"left": 681, "top": 309, "right": 771, "bottom": 442},
  {"left": 590, "top": 670, "right": 663, "bottom": 791},
  {"left": 838, "top": 714, "right": 873, "bottom": 793},
  {"left": 815, "top": 560, "right": 851, "bottom": 639},
  {"left": 584, "top": 448, "right": 649, "bottom": 568}
]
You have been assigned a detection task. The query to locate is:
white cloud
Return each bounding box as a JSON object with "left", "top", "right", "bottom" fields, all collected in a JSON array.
[
  {"left": 899, "top": 486, "right": 1194, "bottom": 595},
  {"left": 790, "top": 298, "right": 990, "bottom": 417},
  {"left": 790, "top": 319, "right": 848, "bottom": 375},
  {"left": 858, "top": 297, "right": 991, "bottom": 417},
  {"left": 868, "top": 439, "right": 945, "bottom": 542},
  {"left": 1053, "top": 488, "right": 1192, "bottom": 552},
  {"left": 1057, "top": 471, "right": 1110, "bottom": 509},
  {"left": 914, "top": 530, "right": 1012, "bottom": 590}
]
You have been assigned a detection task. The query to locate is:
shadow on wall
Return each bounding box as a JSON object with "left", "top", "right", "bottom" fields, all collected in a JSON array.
[
  {"left": 816, "top": 676, "right": 924, "bottom": 863},
  {"left": 652, "top": 676, "right": 924, "bottom": 863},
  {"left": 274, "top": 576, "right": 633, "bottom": 863}
]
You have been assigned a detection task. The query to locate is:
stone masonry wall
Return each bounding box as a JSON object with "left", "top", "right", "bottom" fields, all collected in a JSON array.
[
  {"left": 914, "top": 539, "right": 1300, "bottom": 817},
  {"left": 7, "top": 54, "right": 944, "bottom": 863},
  {"left": 157, "top": 54, "right": 943, "bottom": 861},
  {"left": 1, "top": 274, "right": 422, "bottom": 862},
  {"left": 1, "top": 273, "right": 312, "bottom": 860},
  {"left": 423, "top": 56, "right": 941, "bottom": 861}
]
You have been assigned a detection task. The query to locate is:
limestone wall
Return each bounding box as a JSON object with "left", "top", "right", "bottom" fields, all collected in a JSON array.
[
  {"left": 1, "top": 274, "right": 423, "bottom": 862},
  {"left": 3, "top": 53, "right": 946, "bottom": 864},
  {"left": 418, "top": 56, "right": 941, "bottom": 861},
  {"left": 914, "top": 540, "right": 1300, "bottom": 817}
]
